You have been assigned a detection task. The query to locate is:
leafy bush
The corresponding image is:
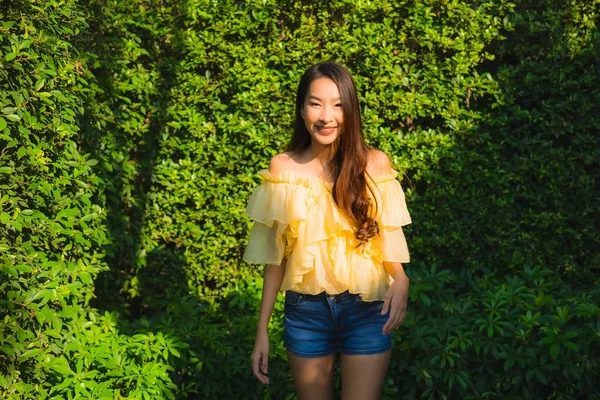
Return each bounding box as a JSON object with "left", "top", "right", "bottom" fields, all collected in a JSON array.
[
  {"left": 0, "top": 0, "right": 107, "bottom": 396},
  {"left": 0, "top": 1, "right": 183, "bottom": 398},
  {"left": 1, "top": 0, "right": 598, "bottom": 398}
]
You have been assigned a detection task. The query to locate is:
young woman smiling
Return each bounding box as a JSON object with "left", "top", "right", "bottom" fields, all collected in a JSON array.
[{"left": 244, "top": 62, "right": 412, "bottom": 400}]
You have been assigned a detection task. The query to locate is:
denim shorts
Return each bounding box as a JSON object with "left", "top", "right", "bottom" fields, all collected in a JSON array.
[{"left": 283, "top": 290, "right": 392, "bottom": 358}]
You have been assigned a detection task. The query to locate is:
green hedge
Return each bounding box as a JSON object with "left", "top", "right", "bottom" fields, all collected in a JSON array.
[
  {"left": 0, "top": 1, "right": 185, "bottom": 398},
  {"left": 1, "top": 0, "right": 599, "bottom": 398},
  {"left": 0, "top": 0, "right": 107, "bottom": 396}
]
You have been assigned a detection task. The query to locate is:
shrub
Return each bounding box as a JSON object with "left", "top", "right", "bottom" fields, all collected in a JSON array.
[{"left": 1, "top": 0, "right": 598, "bottom": 398}]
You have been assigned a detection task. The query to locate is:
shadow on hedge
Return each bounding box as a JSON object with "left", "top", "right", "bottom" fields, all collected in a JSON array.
[
  {"left": 78, "top": 2, "right": 288, "bottom": 398},
  {"left": 79, "top": 0, "right": 600, "bottom": 398}
]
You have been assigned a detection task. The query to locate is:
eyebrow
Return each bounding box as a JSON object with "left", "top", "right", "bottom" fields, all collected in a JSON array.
[{"left": 307, "top": 95, "right": 342, "bottom": 102}]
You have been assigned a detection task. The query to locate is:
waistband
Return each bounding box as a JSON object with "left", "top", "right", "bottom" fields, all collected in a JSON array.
[{"left": 287, "top": 290, "right": 357, "bottom": 302}]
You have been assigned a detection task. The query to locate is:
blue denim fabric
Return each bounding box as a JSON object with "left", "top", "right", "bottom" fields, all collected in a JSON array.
[{"left": 283, "top": 290, "right": 392, "bottom": 358}]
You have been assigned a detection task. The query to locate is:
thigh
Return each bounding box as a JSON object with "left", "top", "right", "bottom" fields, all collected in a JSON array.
[
  {"left": 340, "top": 351, "right": 391, "bottom": 400},
  {"left": 288, "top": 351, "right": 335, "bottom": 400}
]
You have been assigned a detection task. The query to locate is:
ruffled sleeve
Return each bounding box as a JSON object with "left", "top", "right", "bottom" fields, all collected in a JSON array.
[
  {"left": 242, "top": 170, "right": 307, "bottom": 265},
  {"left": 370, "top": 171, "right": 412, "bottom": 263}
]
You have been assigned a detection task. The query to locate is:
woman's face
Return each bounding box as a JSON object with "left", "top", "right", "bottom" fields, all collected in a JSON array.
[{"left": 301, "top": 77, "right": 344, "bottom": 147}]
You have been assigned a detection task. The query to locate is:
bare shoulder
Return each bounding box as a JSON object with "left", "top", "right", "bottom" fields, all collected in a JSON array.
[
  {"left": 366, "top": 149, "right": 393, "bottom": 175},
  {"left": 268, "top": 152, "right": 294, "bottom": 175}
]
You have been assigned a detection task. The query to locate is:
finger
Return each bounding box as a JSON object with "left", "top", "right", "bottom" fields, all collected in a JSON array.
[
  {"left": 260, "top": 354, "right": 269, "bottom": 376},
  {"left": 383, "top": 305, "right": 399, "bottom": 334},
  {"left": 251, "top": 356, "right": 262, "bottom": 381},
  {"left": 397, "top": 307, "right": 407, "bottom": 327},
  {"left": 381, "top": 293, "right": 392, "bottom": 315},
  {"left": 389, "top": 302, "right": 405, "bottom": 331},
  {"left": 259, "top": 354, "right": 269, "bottom": 384},
  {"left": 383, "top": 303, "right": 397, "bottom": 332},
  {"left": 393, "top": 306, "right": 407, "bottom": 330},
  {"left": 251, "top": 354, "right": 267, "bottom": 384}
]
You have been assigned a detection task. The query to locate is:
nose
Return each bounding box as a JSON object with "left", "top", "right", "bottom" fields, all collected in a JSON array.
[{"left": 319, "top": 105, "right": 334, "bottom": 123}]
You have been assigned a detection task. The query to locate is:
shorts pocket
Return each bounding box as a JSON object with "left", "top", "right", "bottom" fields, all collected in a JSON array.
[{"left": 285, "top": 290, "right": 304, "bottom": 306}]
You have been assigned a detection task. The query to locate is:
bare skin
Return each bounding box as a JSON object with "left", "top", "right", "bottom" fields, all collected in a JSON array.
[
  {"left": 288, "top": 352, "right": 336, "bottom": 400},
  {"left": 341, "top": 351, "right": 392, "bottom": 400},
  {"left": 250, "top": 261, "right": 287, "bottom": 385},
  {"left": 251, "top": 77, "right": 410, "bottom": 398},
  {"left": 261, "top": 150, "right": 410, "bottom": 399},
  {"left": 287, "top": 351, "right": 393, "bottom": 400}
]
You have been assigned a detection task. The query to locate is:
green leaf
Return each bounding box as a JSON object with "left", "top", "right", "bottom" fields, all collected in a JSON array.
[
  {"left": 562, "top": 341, "right": 577, "bottom": 351},
  {"left": 1, "top": 344, "right": 15, "bottom": 356},
  {"left": 535, "top": 369, "right": 548, "bottom": 385},
  {"left": 15, "top": 265, "right": 32, "bottom": 273},
  {"left": 540, "top": 336, "right": 555, "bottom": 345},
  {"left": 55, "top": 208, "right": 79, "bottom": 219},
  {"left": 5, "top": 53, "right": 16, "bottom": 61},
  {"left": 21, "top": 348, "right": 42, "bottom": 359},
  {"left": 5, "top": 114, "right": 20, "bottom": 122},
  {"left": 35, "top": 79, "right": 46, "bottom": 91},
  {"left": 17, "top": 146, "right": 27, "bottom": 158},
  {"left": 419, "top": 293, "right": 431, "bottom": 306},
  {"left": 0, "top": 117, "right": 6, "bottom": 130},
  {"left": 50, "top": 357, "right": 74, "bottom": 376},
  {"left": 550, "top": 343, "right": 560, "bottom": 359}
]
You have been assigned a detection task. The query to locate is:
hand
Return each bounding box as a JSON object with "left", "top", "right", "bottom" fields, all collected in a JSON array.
[
  {"left": 381, "top": 275, "right": 409, "bottom": 335},
  {"left": 250, "top": 330, "right": 270, "bottom": 384}
]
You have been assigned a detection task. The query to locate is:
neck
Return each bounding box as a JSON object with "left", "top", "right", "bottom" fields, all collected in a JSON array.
[{"left": 305, "top": 140, "right": 339, "bottom": 165}]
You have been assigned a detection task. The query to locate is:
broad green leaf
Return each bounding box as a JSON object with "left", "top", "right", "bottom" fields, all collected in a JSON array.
[
  {"left": 5, "top": 114, "right": 20, "bottom": 122},
  {"left": 21, "top": 348, "right": 42, "bottom": 359},
  {"left": 15, "top": 265, "right": 32, "bottom": 273},
  {"left": 35, "top": 79, "right": 46, "bottom": 91},
  {"left": 550, "top": 343, "right": 560, "bottom": 359}
]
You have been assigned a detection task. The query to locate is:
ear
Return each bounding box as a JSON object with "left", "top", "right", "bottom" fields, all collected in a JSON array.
[{"left": 300, "top": 107, "right": 305, "bottom": 119}]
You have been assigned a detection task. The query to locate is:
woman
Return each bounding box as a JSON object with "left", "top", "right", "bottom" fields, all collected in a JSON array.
[{"left": 244, "top": 62, "right": 412, "bottom": 400}]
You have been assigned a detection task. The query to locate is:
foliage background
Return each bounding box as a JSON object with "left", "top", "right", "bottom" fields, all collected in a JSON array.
[{"left": 1, "top": 0, "right": 599, "bottom": 398}]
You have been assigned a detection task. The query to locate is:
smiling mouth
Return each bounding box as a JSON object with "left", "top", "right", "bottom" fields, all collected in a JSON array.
[{"left": 317, "top": 126, "right": 337, "bottom": 135}]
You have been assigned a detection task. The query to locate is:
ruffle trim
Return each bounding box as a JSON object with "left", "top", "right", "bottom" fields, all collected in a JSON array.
[
  {"left": 243, "top": 169, "right": 411, "bottom": 302},
  {"left": 257, "top": 168, "right": 401, "bottom": 186}
]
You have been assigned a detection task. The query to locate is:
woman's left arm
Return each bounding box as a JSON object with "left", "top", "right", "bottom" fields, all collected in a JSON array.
[{"left": 381, "top": 261, "right": 410, "bottom": 335}]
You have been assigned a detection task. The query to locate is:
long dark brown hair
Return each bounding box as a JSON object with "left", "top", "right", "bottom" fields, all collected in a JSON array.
[{"left": 288, "top": 62, "right": 379, "bottom": 245}]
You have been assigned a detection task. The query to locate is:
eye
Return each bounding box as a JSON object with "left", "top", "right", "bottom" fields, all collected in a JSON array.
[
  {"left": 335, "top": 103, "right": 343, "bottom": 108},
  {"left": 309, "top": 102, "right": 320, "bottom": 107}
]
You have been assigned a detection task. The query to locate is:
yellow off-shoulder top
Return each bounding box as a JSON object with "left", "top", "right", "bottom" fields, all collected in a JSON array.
[{"left": 242, "top": 169, "right": 412, "bottom": 301}]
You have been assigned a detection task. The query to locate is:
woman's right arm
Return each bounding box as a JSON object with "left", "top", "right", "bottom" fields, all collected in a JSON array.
[{"left": 251, "top": 258, "right": 287, "bottom": 384}]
